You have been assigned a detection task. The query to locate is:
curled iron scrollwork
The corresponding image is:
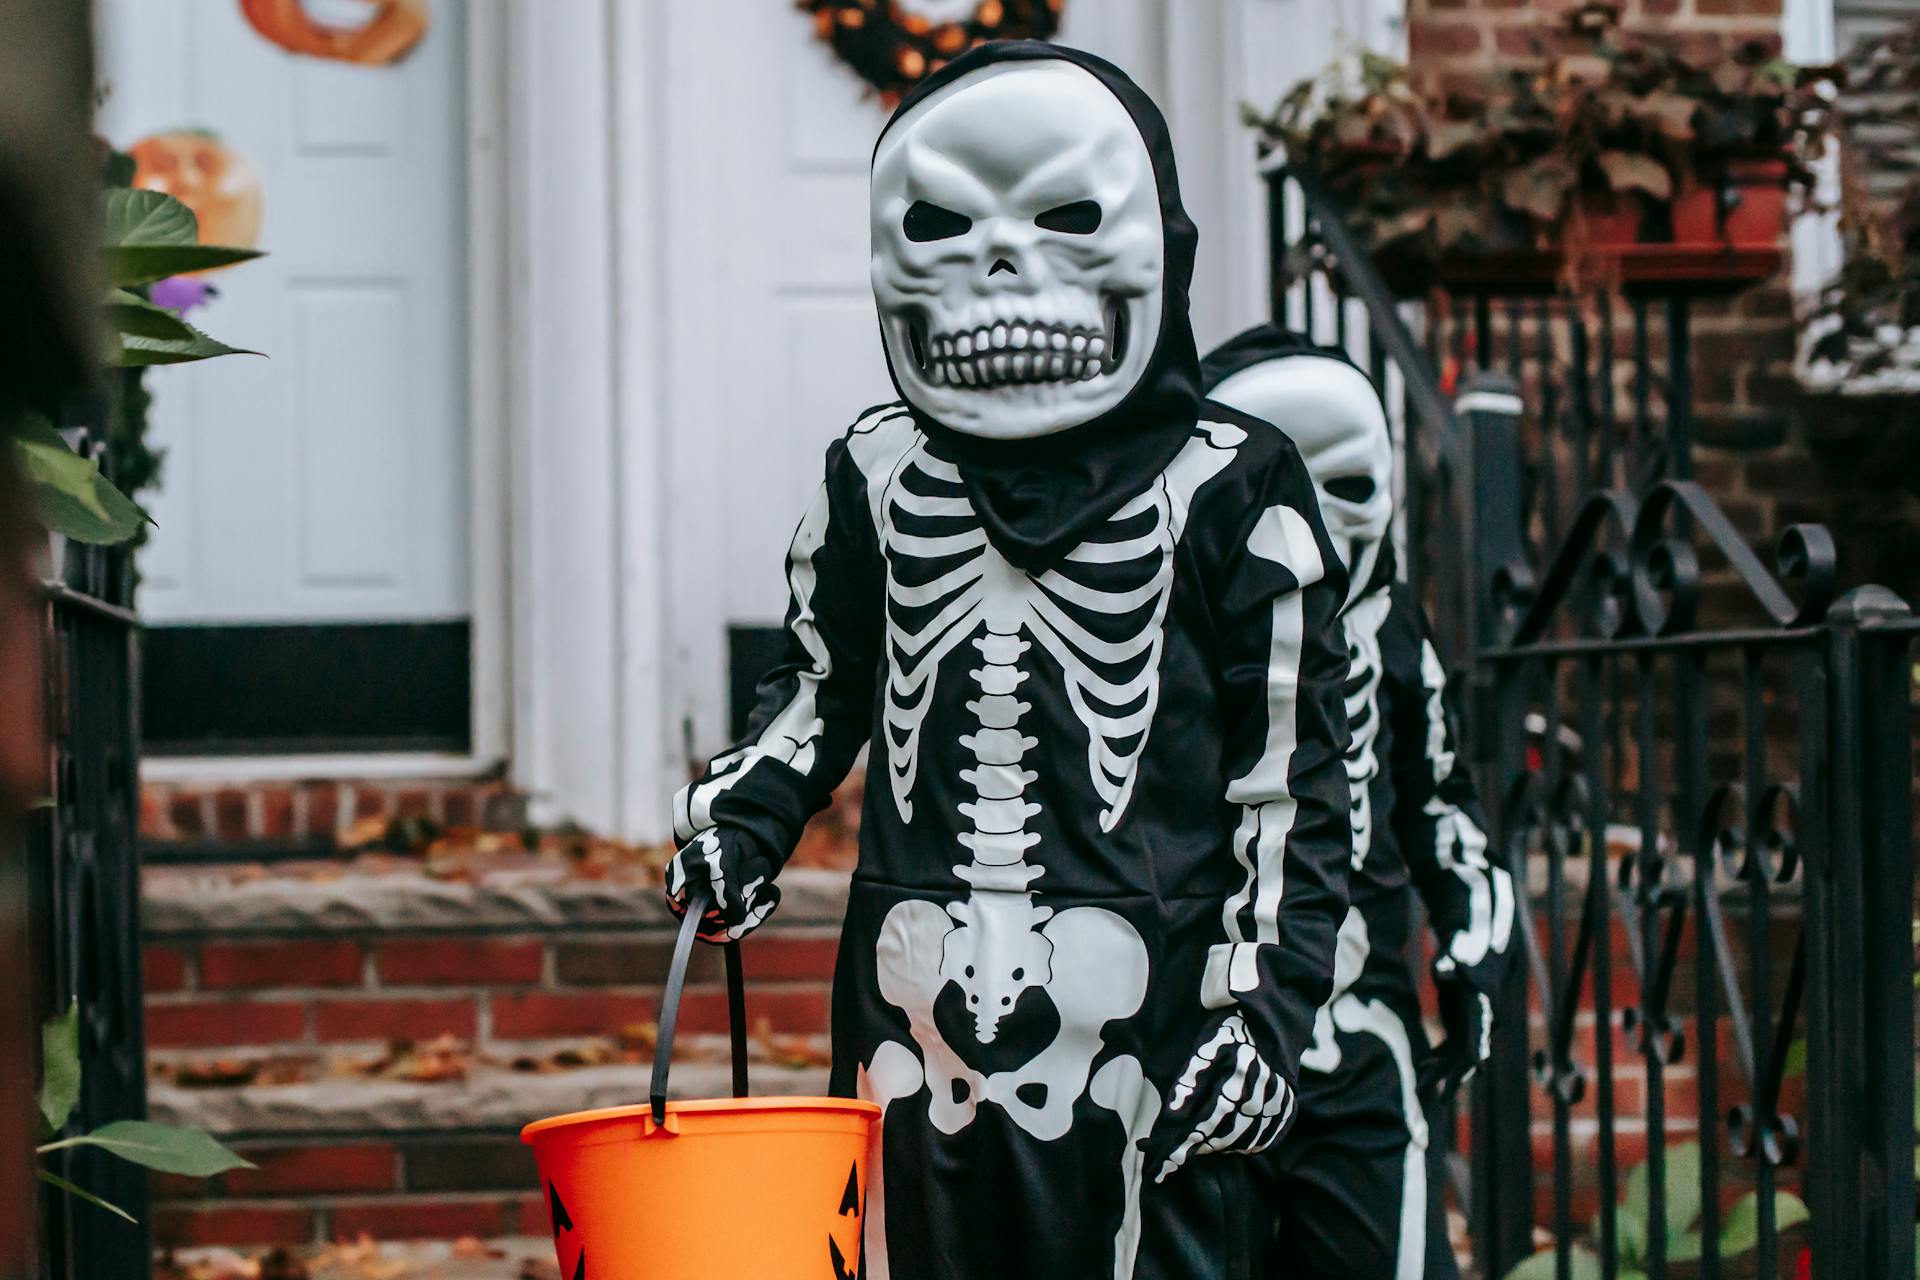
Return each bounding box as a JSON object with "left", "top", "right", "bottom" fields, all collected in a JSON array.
[{"left": 1498, "top": 481, "right": 1841, "bottom": 645}]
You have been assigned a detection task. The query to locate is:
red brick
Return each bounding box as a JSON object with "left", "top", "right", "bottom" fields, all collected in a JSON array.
[
  {"left": 442, "top": 789, "right": 476, "bottom": 828},
  {"left": 155, "top": 1205, "right": 315, "bottom": 1247},
  {"left": 140, "top": 786, "right": 170, "bottom": 841},
  {"left": 394, "top": 788, "right": 434, "bottom": 820},
  {"left": 226, "top": 1144, "right": 398, "bottom": 1196},
  {"left": 314, "top": 997, "right": 476, "bottom": 1043},
  {"left": 215, "top": 788, "right": 251, "bottom": 842},
  {"left": 329, "top": 1198, "right": 507, "bottom": 1242},
  {"left": 746, "top": 934, "right": 840, "bottom": 982},
  {"left": 680, "top": 988, "right": 829, "bottom": 1036},
  {"left": 378, "top": 938, "right": 543, "bottom": 987},
  {"left": 1412, "top": 19, "right": 1487, "bottom": 56},
  {"left": 143, "top": 946, "right": 189, "bottom": 994},
  {"left": 490, "top": 992, "right": 655, "bottom": 1039},
  {"left": 169, "top": 792, "right": 207, "bottom": 839},
  {"left": 303, "top": 782, "right": 340, "bottom": 839},
  {"left": 200, "top": 940, "right": 363, "bottom": 991},
  {"left": 147, "top": 999, "right": 307, "bottom": 1049},
  {"left": 353, "top": 785, "right": 390, "bottom": 821},
  {"left": 259, "top": 786, "right": 296, "bottom": 840},
  {"left": 513, "top": 1194, "right": 550, "bottom": 1237}
]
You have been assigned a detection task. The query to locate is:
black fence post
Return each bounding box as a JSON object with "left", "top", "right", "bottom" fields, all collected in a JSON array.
[
  {"left": 1455, "top": 373, "right": 1533, "bottom": 1278},
  {"left": 1810, "top": 588, "right": 1915, "bottom": 1279}
]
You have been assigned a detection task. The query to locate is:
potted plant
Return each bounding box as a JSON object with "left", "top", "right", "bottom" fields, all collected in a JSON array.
[{"left": 1247, "top": 6, "right": 1837, "bottom": 290}]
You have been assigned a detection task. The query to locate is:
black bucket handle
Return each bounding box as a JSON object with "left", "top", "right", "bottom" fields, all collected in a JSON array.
[{"left": 649, "top": 884, "right": 750, "bottom": 1125}]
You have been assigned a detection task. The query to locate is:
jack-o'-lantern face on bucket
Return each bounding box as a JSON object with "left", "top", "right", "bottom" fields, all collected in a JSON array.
[{"left": 130, "top": 131, "right": 264, "bottom": 255}]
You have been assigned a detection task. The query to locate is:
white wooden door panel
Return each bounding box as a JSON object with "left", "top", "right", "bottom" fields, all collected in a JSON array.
[{"left": 96, "top": 0, "right": 469, "bottom": 626}]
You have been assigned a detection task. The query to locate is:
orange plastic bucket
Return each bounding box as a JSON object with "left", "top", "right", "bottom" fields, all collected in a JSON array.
[{"left": 521, "top": 886, "right": 878, "bottom": 1279}]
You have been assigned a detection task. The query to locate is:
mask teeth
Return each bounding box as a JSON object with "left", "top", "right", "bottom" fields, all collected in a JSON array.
[{"left": 928, "top": 318, "right": 1108, "bottom": 389}]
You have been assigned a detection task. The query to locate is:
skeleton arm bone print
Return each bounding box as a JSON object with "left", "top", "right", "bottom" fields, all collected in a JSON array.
[
  {"left": 1383, "top": 586, "right": 1514, "bottom": 998},
  {"left": 668, "top": 423, "right": 888, "bottom": 941},
  {"left": 1150, "top": 430, "right": 1355, "bottom": 1183}
]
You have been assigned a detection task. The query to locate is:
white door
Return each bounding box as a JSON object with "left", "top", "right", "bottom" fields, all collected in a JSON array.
[
  {"left": 96, "top": 0, "right": 469, "bottom": 628},
  {"left": 657, "top": 2, "right": 1177, "bottom": 753}
]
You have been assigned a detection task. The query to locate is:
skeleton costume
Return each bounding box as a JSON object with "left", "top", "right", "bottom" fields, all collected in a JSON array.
[
  {"left": 666, "top": 46, "right": 1354, "bottom": 1280},
  {"left": 1202, "top": 327, "right": 1518, "bottom": 1280}
]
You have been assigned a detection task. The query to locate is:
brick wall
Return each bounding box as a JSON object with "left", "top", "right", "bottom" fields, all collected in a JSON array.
[
  {"left": 140, "top": 777, "right": 528, "bottom": 851},
  {"left": 141, "top": 866, "right": 842, "bottom": 1248}
]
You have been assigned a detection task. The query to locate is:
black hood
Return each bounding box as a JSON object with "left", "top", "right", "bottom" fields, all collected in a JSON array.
[
  {"left": 1200, "top": 323, "right": 1397, "bottom": 598},
  {"left": 871, "top": 40, "right": 1203, "bottom": 575},
  {"left": 1198, "top": 322, "right": 1359, "bottom": 390}
]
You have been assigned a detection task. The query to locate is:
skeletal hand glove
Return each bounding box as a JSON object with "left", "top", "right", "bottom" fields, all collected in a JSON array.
[
  {"left": 1418, "top": 974, "right": 1493, "bottom": 1104},
  {"left": 1147, "top": 1011, "right": 1298, "bottom": 1185},
  {"left": 663, "top": 826, "right": 783, "bottom": 943}
]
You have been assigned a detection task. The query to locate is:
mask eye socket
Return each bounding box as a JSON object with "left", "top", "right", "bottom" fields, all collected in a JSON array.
[
  {"left": 1325, "top": 475, "right": 1376, "bottom": 502},
  {"left": 904, "top": 200, "right": 973, "bottom": 243},
  {"left": 1035, "top": 200, "right": 1102, "bottom": 235}
]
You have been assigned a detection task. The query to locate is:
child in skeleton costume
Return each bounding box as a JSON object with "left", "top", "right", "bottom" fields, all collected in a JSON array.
[
  {"left": 664, "top": 44, "right": 1354, "bottom": 1280},
  {"left": 1201, "top": 326, "right": 1518, "bottom": 1280}
]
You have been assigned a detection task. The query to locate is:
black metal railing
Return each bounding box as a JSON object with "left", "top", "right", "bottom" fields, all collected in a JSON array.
[
  {"left": 30, "top": 430, "right": 148, "bottom": 1280},
  {"left": 1267, "top": 160, "right": 1918, "bottom": 1280}
]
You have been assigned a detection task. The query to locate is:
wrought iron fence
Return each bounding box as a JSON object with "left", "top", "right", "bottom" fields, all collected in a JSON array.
[
  {"left": 29, "top": 432, "right": 147, "bottom": 1280},
  {"left": 1267, "top": 160, "right": 1918, "bottom": 1279}
]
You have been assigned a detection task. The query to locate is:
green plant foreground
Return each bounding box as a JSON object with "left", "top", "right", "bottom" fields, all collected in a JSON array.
[
  {"left": 14, "top": 185, "right": 261, "bottom": 549},
  {"left": 1504, "top": 1142, "right": 1808, "bottom": 1279},
  {"left": 36, "top": 1002, "right": 252, "bottom": 1223}
]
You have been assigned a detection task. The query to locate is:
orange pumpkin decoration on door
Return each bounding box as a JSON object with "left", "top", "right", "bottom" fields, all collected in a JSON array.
[
  {"left": 129, "top": 130, "right": 264, "bottom": 259},
  {"left": 238, "top": 0, "right": 428, "bottom": 66}
]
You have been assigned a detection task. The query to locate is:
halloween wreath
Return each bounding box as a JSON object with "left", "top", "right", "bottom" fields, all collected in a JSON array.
[{"left": 799, "top": 0, "right": 1064, "bottom": 105}]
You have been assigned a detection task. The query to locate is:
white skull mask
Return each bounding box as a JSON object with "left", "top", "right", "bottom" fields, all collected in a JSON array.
[
  {"left": 1210, "top": 354, "right": 1394, "bottom": 608},
  {"left": 870, "top": 61, "right": 1165, "bottom": 441}
]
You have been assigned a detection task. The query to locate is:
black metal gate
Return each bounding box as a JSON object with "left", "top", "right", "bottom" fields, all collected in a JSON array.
[
  {"left": 30, "top": 429, "right": 149, "bottom": 1280},
  {"left": 1267, "top": 161, "right": 1918, "bottom": 1279}
]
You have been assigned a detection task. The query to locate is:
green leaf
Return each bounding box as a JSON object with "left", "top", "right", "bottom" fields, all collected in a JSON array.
[
  {"left": 103, "top": 289, "right": 195, "bottom": 341},
  {"left": 109, "top": 320, "right": 258, "bottom": 368},
  {"left": 1718, "top": 1189, "right": 1811, "bottom": 1255},
  {"left": 38, "top": 1120, "right": 254, "bottom": 1177},
  {"left": 1784, "top": 1038, "right": 1808, "bottom": 1079},
  {"left": 104, "top": 188, "right": 199, "bottom": 249},
  {"left": 109, "top": 244, "right": 263, "bottom": 288},
  {"left": 1659, "top": 1143, "right": 1704, "bottom": 1244},
  {"left": 1505, "top": 1246, "right": 1604, "bottom": 1280},
  {"left": 13, "top": 418, "right": 148, "bottom": 545},
  {"left": 35, "top": 1168, "right": 136, "bottom": 1224},
  {"left": 37, "top": 1001, "right": 80, "bottom": 1137},
  {"left": 104, "top": 189, "right": 261, "bottom": 286}
]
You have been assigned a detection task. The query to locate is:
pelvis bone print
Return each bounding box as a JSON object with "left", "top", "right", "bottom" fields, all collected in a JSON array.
[{"left": 856, "top": 415, "right": 1244, "bottom": 1276}]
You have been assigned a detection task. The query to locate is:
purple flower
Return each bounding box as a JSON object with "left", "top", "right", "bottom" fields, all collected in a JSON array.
[{"left": 150, "top": 275, "right": 211, "bottom": 315}]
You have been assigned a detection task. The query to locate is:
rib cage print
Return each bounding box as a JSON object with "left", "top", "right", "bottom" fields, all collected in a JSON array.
[{"left": 878, "top": 441, "right": 1198, "bottom": 835}]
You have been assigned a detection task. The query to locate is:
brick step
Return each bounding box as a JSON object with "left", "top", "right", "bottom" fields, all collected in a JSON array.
[
  {"left": 163, "top": 1235, "right": 560, "bottom": 1276},
  {"left": 150, "top": 1060, "right": 832, "bottom": 1137},
  {"left": 150, "top": 1062, "right": 832, "bottom": 1250}
]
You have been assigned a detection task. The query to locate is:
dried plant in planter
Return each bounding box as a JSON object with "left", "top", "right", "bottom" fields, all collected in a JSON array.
[
  {"left": 1806, "top": 15, "right": 1920, "bottom": 388},
  {"left": 1247, "top": 5, "right": 1837, "bottom": 288}
]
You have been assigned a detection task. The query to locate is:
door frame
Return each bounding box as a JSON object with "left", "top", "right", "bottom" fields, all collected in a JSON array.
[{"left": 144, "top": 5, "right": 515, "bottom": 783}]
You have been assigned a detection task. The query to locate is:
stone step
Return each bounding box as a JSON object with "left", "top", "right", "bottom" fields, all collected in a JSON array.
[{"left": 151, "top": 1061, "right": 833, "bottom": 1138}]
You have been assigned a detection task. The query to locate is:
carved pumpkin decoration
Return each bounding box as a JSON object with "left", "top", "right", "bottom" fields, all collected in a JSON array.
[
  {"left": 129, "top": 130, "right": 264, "bottom": 261},
  {"left": 238, "top": 0, "right": 428, "bottom": 66}
]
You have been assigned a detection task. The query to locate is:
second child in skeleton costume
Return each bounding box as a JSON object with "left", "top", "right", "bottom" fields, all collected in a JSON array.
[
  {"left": 1202, "top": 326, "right": 1519, "bottom": 1279},
  {"left": 665, "top": 43, "right": 1354, "bottom": 1280}
]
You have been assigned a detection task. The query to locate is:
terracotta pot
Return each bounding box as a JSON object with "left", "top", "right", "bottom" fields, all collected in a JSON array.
[
  {"left": 1667, "top": 157, "right": 1789, "bottom": 247},
  {"left": 1571, "top": 190, "right": 1646, "bottom": 248},
  {"left": 1720, "top": 157, "right": 1789, "bottom": 247}
]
